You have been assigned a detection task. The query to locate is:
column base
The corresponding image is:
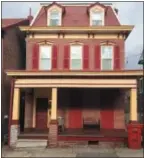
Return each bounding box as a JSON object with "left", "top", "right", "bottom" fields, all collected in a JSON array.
[
  {"left": 9, "top": 123, "right": 19, "bottom": 148},
  {"left": 127, "top": 121, "right": 142, "bottom": 149},
  {"left": 48, "top": 120, "right": 58, "bottom": 147}
]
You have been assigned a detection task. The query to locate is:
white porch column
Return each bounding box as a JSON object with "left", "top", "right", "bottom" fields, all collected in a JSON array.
[{"left": 130, "top": 88, "right": 138, "bottom": 121}]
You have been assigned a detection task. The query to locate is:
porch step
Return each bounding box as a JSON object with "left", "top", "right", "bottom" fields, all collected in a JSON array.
[{"left": 16, "top": 139, "right": 47, "bottom": 148}]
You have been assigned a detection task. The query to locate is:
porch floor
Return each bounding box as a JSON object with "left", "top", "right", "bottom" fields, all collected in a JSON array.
[
  {"left": 59, "top": 129, "right": 128, "bottom": 138},
  {"left": 18, "top": 129, "right": 127, "bottom": 141}
]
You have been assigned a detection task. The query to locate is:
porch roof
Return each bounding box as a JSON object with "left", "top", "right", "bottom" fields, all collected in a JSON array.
[{"left": 5, "top": 69, "right": 143, "bottom": 78}]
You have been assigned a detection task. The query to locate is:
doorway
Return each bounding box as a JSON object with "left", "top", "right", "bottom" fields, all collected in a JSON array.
[{"left": 36, "top": 98, "right": 48, "bottom": 130}]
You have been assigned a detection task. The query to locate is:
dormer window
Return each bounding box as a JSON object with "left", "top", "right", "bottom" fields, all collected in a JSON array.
[
  {"left": 49, "top": 10, "right": 61, "bottom": 26},
  {"left": 91, "top": 11, "right": 103, "bottom": 26},
  {"left": 88, "top": 3, "right": 106, "bottom": 26}
]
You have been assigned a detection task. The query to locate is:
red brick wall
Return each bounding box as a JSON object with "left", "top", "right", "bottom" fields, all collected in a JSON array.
[
  {"left": 2, "top": 20, "right": 29, "bottom": 138},
  {"left": 26, "top": 38, "right": 124, "bottom": 70}
]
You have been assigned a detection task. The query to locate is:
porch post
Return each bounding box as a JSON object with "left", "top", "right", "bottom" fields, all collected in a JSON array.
[
  {"left": 127, "top": 87, "right": 141, "bottom": 149},
  {"left": 10, "top": 87, "right": 20, "bottom": 147},
  {"left": 48, "top": 88, "right": 58, "bottom": 147},
  {"left": 130, "top": 88, "right": 137, "bottom": 121}
]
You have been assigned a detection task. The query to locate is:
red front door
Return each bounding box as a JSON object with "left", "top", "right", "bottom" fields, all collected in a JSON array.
[
  {"left": 68, "top": 109, "right": 82, "bottom": 129},
  {"left": 100, "top": 110, "right": 114, "bottom": 129},
  {"left": 36, "top": 98, "right": 48, "bottom": 130}
]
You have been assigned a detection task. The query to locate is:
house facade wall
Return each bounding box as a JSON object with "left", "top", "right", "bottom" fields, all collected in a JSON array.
[
  {"left": 26, "top": 38, "right": 125, "bottom": 70},
  {"left": 24, "top": 3, "right": 126, "bottom": 132},
  {"left": 2, "top": 20, "right": 29, "bottom": 142}
]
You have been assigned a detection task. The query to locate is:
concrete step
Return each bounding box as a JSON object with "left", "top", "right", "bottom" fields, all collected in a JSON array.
[{"left": 16, "top": 139, "right": 47, "bottom": 148}]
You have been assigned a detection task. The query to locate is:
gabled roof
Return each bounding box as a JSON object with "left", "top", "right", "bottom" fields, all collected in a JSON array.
[
  {"left": 46, "top": 1, "right": 64, "bottom": 10},
  {"left": 87, "top": 2, "right": 107, "bottom": 10},
  {"left": 2, "top": 18, "right": 29, "bottom": 30}
]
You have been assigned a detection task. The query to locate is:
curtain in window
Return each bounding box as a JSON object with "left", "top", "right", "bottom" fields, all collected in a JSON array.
[
  {"left": 70, "top": 46, "right": 82, "bottom": 70},
  {"left": 101, "top": 46, "right": 113, "bottom": 70},
  {"left": 39, "top": 46, "right": 51, "bottom": 70}
]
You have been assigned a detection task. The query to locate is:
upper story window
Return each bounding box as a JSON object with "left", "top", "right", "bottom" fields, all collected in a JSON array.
[
  {"left": 91, "top": 11, "right": 104, "bottom": 26},
  {"left": 70, "top": 45, "right": 83, "bottom": 70},
  {"left": 39, "top": 45, "right": 52, "bottom": 70},
  {"left": 101, "top": 45, "right": 113, "bottom": 70},
  {"left": 49, "top": 10, "right": 61, "bottom": 26}
]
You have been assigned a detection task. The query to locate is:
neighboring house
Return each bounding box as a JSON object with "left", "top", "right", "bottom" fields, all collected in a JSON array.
[
  {"left": 1, "top": 17, "right": 31, "bottom": 144},
  {"left": 6, "top": 2, "right": 143, "bottom": 149},
  {"left": 138, "top": 50, "right": 144, "bottom": 123}
]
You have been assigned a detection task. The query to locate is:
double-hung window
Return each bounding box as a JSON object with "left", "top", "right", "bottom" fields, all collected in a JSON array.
[
  {"left": 91, "top": 11, "right": 103, "bottom": 26},
  {"left": 70, "top": 45, "right": 82, "bottom": 70},
  {"left": 49, "top": 10, "right": 60, "bottom": 26},
  {"left": 101, "top": 45, "right": 113, "bottom": 70},
  {"left": 39, "top": 46, "right": 52, "bottom": 70}
]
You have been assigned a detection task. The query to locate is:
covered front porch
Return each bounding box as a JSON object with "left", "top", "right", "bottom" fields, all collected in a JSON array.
[{"left": 6, "top": 70, "right": 142, "bottom": 148}]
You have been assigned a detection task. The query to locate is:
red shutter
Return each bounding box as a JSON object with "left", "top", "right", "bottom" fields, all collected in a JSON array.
[
  {"left": 52, "top": 45, "right": 58, "bottom": 70},
  {"left": 32, "top": 43, "right": 39, "bottom": 70},
  {"left": 83, "top": 45, "right": 89, "bottom": 70},
  {"left": 94, "top": 45, "right": 101, "bottom": 70},
  {"left": 64, "top": 45, "right": 70, "bottom": 70},
  {"left": 114, "top": 45, "right": 120, "bottom": 70}
]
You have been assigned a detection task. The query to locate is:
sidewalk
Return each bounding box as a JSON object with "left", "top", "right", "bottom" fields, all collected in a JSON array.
[{"left": 2, "top": 146, "right": 143, "bottom": 157}]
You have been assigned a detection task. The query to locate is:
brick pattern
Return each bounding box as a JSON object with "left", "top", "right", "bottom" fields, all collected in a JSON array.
[
  {"left": 10, "top": 125, "right": 19, "bottom": 148},
  {"left": 48, "top": 123, "right": 58, "bottom": 147}
]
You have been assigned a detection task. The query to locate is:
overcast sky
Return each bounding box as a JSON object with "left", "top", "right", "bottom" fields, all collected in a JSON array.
[{"left": 2, "top": 1, "right": 143, "bottom": 69}]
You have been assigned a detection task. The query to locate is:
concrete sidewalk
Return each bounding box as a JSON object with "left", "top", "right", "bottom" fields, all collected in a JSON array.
[{"left": 2, "top": 146, "right": 143, "bottom": 157}]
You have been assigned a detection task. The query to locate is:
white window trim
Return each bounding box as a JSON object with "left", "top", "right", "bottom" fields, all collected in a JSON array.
[
  {"left": 100, "top": 45, "right": 114, "bottom": 70},
  {"left": 39, "top": 45, "right": 52, "bottom": 70},
  {"left": 70, "top": 45, "right": 83, "bottom": 70},
  {"left": 90, "top": 10, "right": 105, "bottom": 26},
  {"left": 47, "top": 7, "right": 62, "bottom": 26}
]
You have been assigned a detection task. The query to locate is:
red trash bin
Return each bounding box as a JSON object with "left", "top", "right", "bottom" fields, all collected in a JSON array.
[{"left": 127, "top": 122, "right": 142, "bottom": 149}]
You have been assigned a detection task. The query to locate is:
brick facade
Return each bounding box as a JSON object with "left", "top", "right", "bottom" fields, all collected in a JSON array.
[
  {"left": 48, "top": 121, "right": 58, "bottom": 147},
  {"left": 2, "top": 19, "right": 29, "bottom": 144}
]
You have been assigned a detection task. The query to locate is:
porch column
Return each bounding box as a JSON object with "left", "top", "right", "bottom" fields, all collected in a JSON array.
[
  {"left": 48, "top": 88, "right": 58, "bottom": 147},
  {"left": 10, "top": 87, "right": 20, "bottom": 147},
  {"left": 127, "top": 87, "right": 141, "bottom": 149},
  {"left": 130, "top": 88, "right": 138, "bottom": 121}
]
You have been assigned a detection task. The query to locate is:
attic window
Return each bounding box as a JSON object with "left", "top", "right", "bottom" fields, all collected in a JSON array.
[
  {"left": 48, "top": 7, "right": 62, "bottom": 26},
  {"left": 49, "top": 10, "right": 60, "bottom": 26},
  {"left": 91, "top": 11, "right": 104, "bottom": 26}
]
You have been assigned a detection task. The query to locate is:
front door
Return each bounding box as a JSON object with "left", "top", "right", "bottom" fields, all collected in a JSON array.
[
  {"left": 36, "top": 98, "right": 48, "bottom": 130},
  {"left": 68, "top": 110, "right": 82, "bottom": 128}
]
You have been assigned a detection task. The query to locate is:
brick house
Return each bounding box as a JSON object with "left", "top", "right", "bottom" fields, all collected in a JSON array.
[
  {"left": 2, "top": 18, "right": 30, "bottom": 144},
  {"left": 6, "top": 2, "right": 143, "bottom": 149}
]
